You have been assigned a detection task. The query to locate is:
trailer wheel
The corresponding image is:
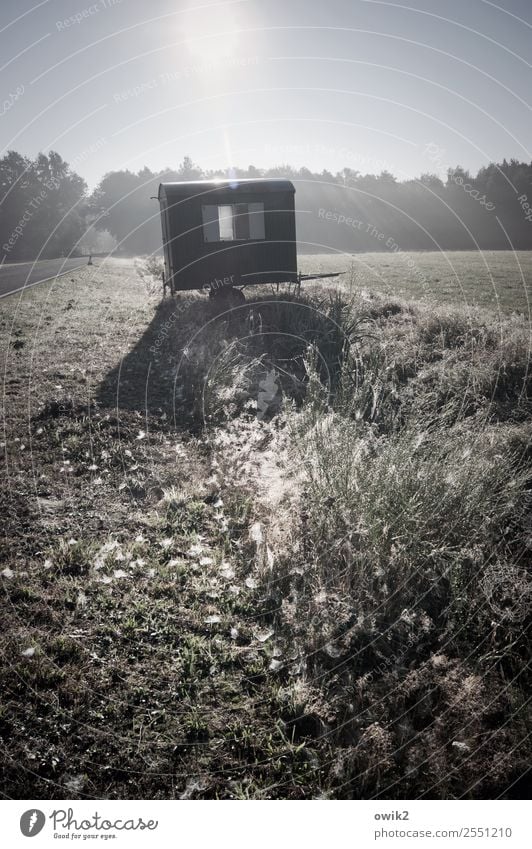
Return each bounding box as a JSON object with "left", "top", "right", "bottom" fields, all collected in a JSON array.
[{"left": 209, "top": 286, "right": 245, "bottom": 309}]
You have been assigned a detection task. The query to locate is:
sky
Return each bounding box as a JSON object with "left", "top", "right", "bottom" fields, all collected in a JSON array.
[{"left": 1, "top": 0, "right": 531, "bottom": 189}]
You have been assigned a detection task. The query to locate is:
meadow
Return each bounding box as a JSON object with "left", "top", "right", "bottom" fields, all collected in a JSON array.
[
  {"left": 299, "top": 250, "right": 532, "bottom": 315},
  {"left": 1, "top": 252, "right": 530, "bottom": 799}
]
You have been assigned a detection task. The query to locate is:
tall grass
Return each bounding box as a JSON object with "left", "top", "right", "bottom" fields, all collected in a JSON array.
[
  {"left": 174, "top": 290, "right": 368, "bottom": 422},
  {"left": 257, "top": 293, "right": 531, "bottom": 797},
  {"left": 290, "top": 402, "right": 529, "bottom": 655}
]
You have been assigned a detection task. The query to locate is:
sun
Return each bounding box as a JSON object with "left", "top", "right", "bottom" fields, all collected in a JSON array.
[{"left": 181, "top": 1, "right": 240, "bottom": 63}]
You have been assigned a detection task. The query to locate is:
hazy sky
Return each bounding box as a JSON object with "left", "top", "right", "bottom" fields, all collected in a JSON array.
[{"left": 1, "top": 0, "right": 531, "bottom": 188}]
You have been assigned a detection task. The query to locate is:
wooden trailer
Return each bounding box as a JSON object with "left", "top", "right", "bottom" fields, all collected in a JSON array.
[{"left": 158, "top": 178, "right": 299, "bottom": 301}]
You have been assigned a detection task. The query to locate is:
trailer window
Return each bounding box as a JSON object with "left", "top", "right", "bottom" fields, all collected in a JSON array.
[
  {"left": 202, "top": 202, "right": 265, "bottom": 241},
  {"left": 218, "top": 205, "right": 234, "bottom": 240}
]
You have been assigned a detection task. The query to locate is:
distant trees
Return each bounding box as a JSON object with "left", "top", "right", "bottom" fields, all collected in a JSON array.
[
  {"left": 176, "top": 156, "right": 203, "bottom": 181},
  {"left": 2, "top": 151, "right": 532, "bottom": 260},
  {"left": 418, "top": 173, "right": 445, "bottom": 189},
  {"left": 88, "top": 166, "right": 174, "bottom": 254},
  {"left": 476, "top": 158, "right": 532, "bottom": 197},
  {"left": 0, "top": 150, "right": 86, "bottom": 260},
  {"left": 89, "top": 156, "right": 529, "bottom": 254}
]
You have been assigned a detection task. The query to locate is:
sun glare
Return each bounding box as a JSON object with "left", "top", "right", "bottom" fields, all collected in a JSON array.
[{"left": 181, "top": 1, "right": 240, "bottom": 62}]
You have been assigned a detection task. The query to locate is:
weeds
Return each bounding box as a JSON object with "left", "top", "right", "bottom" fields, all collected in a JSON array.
[
  {"left": 261, "top": 297, "right": 531, "bottom": 797},
  {"left": 1, "top": 258, "right": 530, "bottom": 799},
  {"left": 135, "top": 256, "right": 164, "bottom": 295}
]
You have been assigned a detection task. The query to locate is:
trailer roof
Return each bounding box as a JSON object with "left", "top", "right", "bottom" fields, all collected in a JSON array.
[{"left": 158, "top": 178, "right": 295, "bottom": 200}]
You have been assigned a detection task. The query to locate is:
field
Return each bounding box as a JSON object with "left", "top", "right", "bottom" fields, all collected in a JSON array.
[
  {"left": 299, "top": 250, "right": 532, "bottom": 315},
  {"left": 1, "top": 252, "right": 530, "bottom": 800}
]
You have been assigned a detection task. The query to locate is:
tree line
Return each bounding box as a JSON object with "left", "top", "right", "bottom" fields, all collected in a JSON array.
[
  {"left": 1, "top": 150, "right": 86, "bottom": 261},
  {"left": 1, "top": 150, "right": 531, "bottom": 261}
]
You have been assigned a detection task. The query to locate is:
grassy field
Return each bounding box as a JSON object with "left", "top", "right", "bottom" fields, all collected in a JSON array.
[
  {"left": 1, "top": 253, "right": 530, "bottom": 799},
  {"left": 300, "top": 250, "right": 532, "bottom": 315}
]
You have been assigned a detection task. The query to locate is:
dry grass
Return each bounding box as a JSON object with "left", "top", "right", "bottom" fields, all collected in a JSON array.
[
  {"left": 0, "top": 256, "right": 530, "bottom": 799},
  {"left": 298, "top": 250, "right": 532, "bottom": 315}
]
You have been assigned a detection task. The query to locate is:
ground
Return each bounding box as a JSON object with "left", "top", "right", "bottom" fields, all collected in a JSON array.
[
  {"left": 298, "top": 250, "right": 532, "bottom": 315},
  {"left": 1, "top": 253, "right": 530, "bottom": 799}
]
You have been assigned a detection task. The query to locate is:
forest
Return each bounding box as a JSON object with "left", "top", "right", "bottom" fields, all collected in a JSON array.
[{"left": 1, "top": 150, "right": 531, "bottom": 261}]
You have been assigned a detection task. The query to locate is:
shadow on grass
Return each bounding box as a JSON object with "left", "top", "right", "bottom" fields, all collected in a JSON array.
[
  {"left": 95, "top": 296, "right": 209, "bottom": 427},
  {"left": 95, "top": 287, "right": 359, "bottom": 432}
]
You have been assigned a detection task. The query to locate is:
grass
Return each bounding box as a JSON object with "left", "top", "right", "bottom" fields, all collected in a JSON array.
[
  {"left": 298, "top": 250, "right": 532, "bottom": 316},
  {"left": 0, "top": 253, "right": 530, "bottom": 799}
]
